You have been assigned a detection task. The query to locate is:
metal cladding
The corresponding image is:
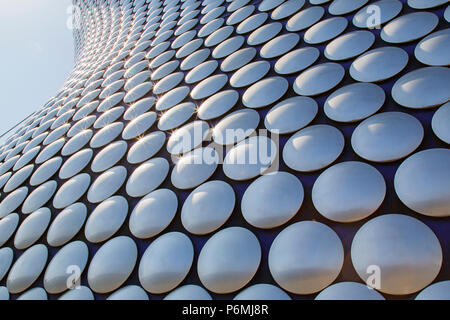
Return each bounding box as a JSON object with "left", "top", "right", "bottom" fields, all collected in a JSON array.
[{"left": 0, "top": 0, "right": 449, "bottom": 300}]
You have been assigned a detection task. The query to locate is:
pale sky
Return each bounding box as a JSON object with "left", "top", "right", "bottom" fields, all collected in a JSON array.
[{"left": 0, "top": 0, "right": 74, "bottom": 141}]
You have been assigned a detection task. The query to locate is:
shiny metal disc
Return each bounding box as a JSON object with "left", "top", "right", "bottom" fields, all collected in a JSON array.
[
  {"left": 171, "top": 147, "right": 219, "bottom": 190},
  {"left": 198, "top": 227, "right": 261, "bottom": 294},
  {"left": 294, "top": 63, "right": 345, "bottom": 96},
  {"left": 350, "top": 47, "right": 409, "bottom": 82},
  {"left": 242, "top": 77, "right": 288, "bottom": 108},
  {"left": 351, "top": 112, "right": 424, "bottom": 162},
  {"left": 212, "top": 109, "right": 260, "bottom": 145},
  {"left": 394, "top": 148, "right": 450, "bottom": 217},
  {"left": 381, "top": 12, "right": 438, "bottom": 44},
  {"left": 59, "top": 148, "right": 94, "bottom": 179},
  {"left": 415, "top": 29, "right": 450, "bottom": 66},
  {"left": 415, "top": 281, "right": 450, "bottom": 300},
  {"left": 129, "top": 189, "right": 178, "bottom": 239},
  {"left": 315, "top": 282, "right": 385, "bottom": 300},
  {"left": 391, "top": 67, "right": 450, "bottom": 109},
  {"left": 286, "top": 6, "right": 325, "bottom": 32},
  {"left": 312, "top": 161, "right": 386, "bottom": 222},
  {"left": 87, "top": 236, "right": 137, "bottom": 294},
  {"left": 181, "top": 180, "right": 235, "bottom": 235},
  {"left": 324, "top": 83, "right": 385, "bottom": 123},
  {"left": 269, "top": 221, "right": 344, "bottom": 294},
  {"left": 223, "top": 136, "right": 277, "bottom": 180},
  {"left": 304, "top": 17, "right": 348, "bottom": 44},
  {"left": 274, "top": 47, "right": 320, "bottom": 75},
  {"left": 197, "top": 90, "right": 239, "bottom": 120},
  {"left": 138, "top": 232, "right": 193, "bottom": 294},
  {"left": 84, "top": 196, "right": 129, "bottom": 243},
  {"left": 264, "top": 96, "right": 318, "bottom": 134},
  {"left": 241, "top": 171, "right": 304, "bottom": 229},
  {"left": 325, "top": 30, "right": 375, "bottom": 61},
  {"left": 283, "top": 125, "right": 345, "bottom": 172},
  {"left": 230, "top": 61, "right": 271, "bottom": 88},
  {"left": 431, "top": 101, "right": 450, "bottom": 143},
  {"left": 158, "top": 102, "right": 196, "bottom": 130}
]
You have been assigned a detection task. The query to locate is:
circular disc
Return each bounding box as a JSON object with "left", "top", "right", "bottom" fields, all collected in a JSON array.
[
  {"left": 230, "top": 61, "right": 270, "bottom": 88},
  {"left": 351, "top": 214, "right": 442, "bottom": 295},
  {"left": 223, "top": 136, "right": 277, "bottom": 181},
  {"left": 353, "top": 0, "right": 403, "bottom": 28},
  {"left": 269, "top": 221, "right": 344, "bottom": 294},
  {"left": 138, "top": 232, "right": 194, "bottom": 294},
  {"left": 212, "top": 109, "right": 260, "bottom": 145},
  {"left": 164, "top": 285, "right": 212, "bottom": 300},
  {"left": 234, "top": 284, "right": 291, "bottom": 300},
  {"left": 87, "top": 236, "right": 137, "bottom": 294},
  {"left": 415, "top": 29, "right": 450, "bottom": 66},
  {"left": 159, "top": 102, "right": 196, "bottom": 130},
  {"left": 46, "top": 203, "right": 87, "bottom": 247},
  {"left": 286, "top": 6, "right": 324, "bottom": 32},
  {"left": 283, "top": 125, "right": 344, "bottom": 172},
  {"left": 127, "top": 131, "right": 166, "bottom": 164},
  {"left": 381, "top": 12, "right": 438, "bottom": 43},
  {"left": 171, "top": 147, "right": 219, "bottom": 190},
  {"left": 350, "top": 47, "right": 408, "bottom": 82},
  {"left": 265, "top": 96, "right": 318, "bottom": 134},
  {"left": 431, "top": 101, "right": 450, "bottom": 143},
  {"left": 325, "top": 30, "right": 375, "bottom": 61},
  {"left": 294, "top": 62, "right": 345, "bottom": 96},
  {"left": 391, "top": 67, "right": 450, "bottom": 109},
  {"left": 324, "top": 83, "right": 385, "bottom": 123},
  {"left": 351, "top": 112, "right": 424, "bottom": 162},
  {"left": 84, "top": 196, "right": 128, "bottom": 243},
  {"left": 7, "top": 244, "right": 48, "bottom": 294},
  {"left": 198, "top": 227, "right": 261, "bottom": 294},
  {"left": 315, "top": 282, "right": 385, "bottom": 300},
  {"left": 312, "top": 161, "right": 386, "bottom": 222},
  {"left": 126, "top": 158, "right": 169, "bottom": 197},
  {"left": 274, "top": 47, "right": 320, "bottom": 75},
  {"left": 87, "top": 166, "right": 127, "bottom": 204},
  {"left": 304, "top": 17, "right": 348, "bottom": 44},
  {"left": 43, "top": 241, "right": 89, "bottom": 294},
  {"left": 394, "top": 148, "right": 450, "bottom": 217},
  {"left": 415, "top": 281, "right": 450, "bottom": 300},
  {"left": 242, "top": 77, "right": 288, "bottom": 109},
  {"left": 181, "top": 180, "right": 235, "bottom": 235},
  {"left": 242, "top": 171, "right": 304, "bottom": 229},
  {"left": 129, "top": 189, "right": 178, "bottom": 239},
  {"left": 14, "top": 207, "right": 51, "bottom": 249},
  {"left": 197, "top": 90, "right": 239, "bottom": 120}
]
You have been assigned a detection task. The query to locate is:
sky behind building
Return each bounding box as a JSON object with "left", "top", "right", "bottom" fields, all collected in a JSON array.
[{"left": 0, "top": 0, "right": 74, "bottom": 141}]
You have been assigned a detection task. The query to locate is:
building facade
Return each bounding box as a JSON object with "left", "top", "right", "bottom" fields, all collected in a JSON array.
[{"left": 0, "top": 0, "right": 449, "bottom": 300}]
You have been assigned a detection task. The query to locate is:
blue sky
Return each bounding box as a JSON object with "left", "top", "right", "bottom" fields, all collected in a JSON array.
[{"left": 0, "top": 0, "right": 74, "bottom": 140}]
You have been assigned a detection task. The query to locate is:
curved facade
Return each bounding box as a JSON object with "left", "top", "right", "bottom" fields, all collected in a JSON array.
[{"left": 0, "top": 0, "right": 449, "bottom": 300}]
